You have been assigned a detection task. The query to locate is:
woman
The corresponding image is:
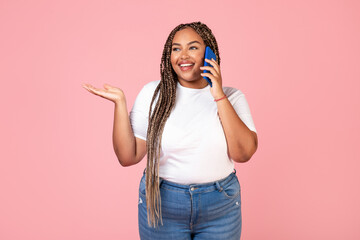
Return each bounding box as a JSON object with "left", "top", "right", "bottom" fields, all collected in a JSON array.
[{"left": 83, "top": 21, "right": 258, "bottom": 240}]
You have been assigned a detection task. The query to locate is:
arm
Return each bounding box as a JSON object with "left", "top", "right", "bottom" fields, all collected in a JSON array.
[
  {"left": 113, "top": 99, "right": 147, "bottom": 167},
  {"left": 216, "top": 98, "right": 258, "bottom": 163},
  {"left": 82, "top": 83, "right": 147, "bottom": 167},
  {"left": 200, "top": 59, "right": 258, "bottom": 163}
]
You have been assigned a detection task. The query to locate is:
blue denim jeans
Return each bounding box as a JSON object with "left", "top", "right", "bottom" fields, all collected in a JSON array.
[{"left": 138, "top": 168, "right": 242, "bottom": 240}]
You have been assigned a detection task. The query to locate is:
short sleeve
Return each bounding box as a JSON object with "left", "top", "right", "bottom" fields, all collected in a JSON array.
[
  {"left": 129, "top": 81, "right": 160, "bottom": 141},
  {"left": 129, "top": 86, "right": 148, "bottom": 140},
  {"left": 226, "top": 88, "right": 257, "bottom": 133}
]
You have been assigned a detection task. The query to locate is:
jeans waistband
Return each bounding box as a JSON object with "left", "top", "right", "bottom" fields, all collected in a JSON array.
[{"left": 142, "top": 168, "right": 237, "bottom": 193}]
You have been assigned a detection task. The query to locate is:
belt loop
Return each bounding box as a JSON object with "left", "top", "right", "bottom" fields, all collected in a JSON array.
[
  {"left": 215, "top": 181, "right": 223, "bottom": 192},
  {"left": 233, "top": 168, "right": 236, "bottom": 174},
  {"left": 143, "top": 168, "right": 146, "bottom": 174}
]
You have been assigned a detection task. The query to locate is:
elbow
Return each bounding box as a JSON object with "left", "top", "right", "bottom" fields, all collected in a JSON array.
[
  {"left": 119, "top": 160, "right": 130, "bottom": 167},
  {"left": 232, "top": 154, "right": 251, "bottom": 163},
  {"left": 117, "top": 153, "right": 138, "bottom": 167},
  {"left": 118, "top": 158, "right": 135, "bottom": 167},
  {"left": 242, "top": 133, "right": 258, "bottom": 162},
  {"left": 232, "top": 142, "right": 258, "bottom": 163},
  {"left": 114, "top": 151, "right": 134, "bottom": 167},
  {"left": 244, "top": 141, "right": 258, "bottom": 162},
  {"left": 116, "top": 155, "right": 128, "bottom": 167},
  {"left": 230, "top": 149, "right": 250, "bottom": 163}
]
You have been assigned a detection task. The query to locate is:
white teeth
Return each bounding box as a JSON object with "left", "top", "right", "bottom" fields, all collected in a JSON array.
[{"left": 180, "top": 63, "right": 194, "bottom": 67}]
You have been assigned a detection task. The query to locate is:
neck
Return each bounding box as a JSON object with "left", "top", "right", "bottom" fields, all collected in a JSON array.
[{"left": 177, "top": 78, "right": 208, "bottom": 89}]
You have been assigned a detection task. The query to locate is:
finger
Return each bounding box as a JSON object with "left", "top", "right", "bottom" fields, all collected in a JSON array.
[
  {"left": 206, "top": 58, "right": 220, "bottom": 74},
  {"left": 204, "top": 58, "right": 214, "bottom": 67},
  {"left": 205, "top": 58, "right": 221, "bottom": 75},
  {"left": 200, "top": 72, "right": 216, "bottom": 83},
  {"left": 84, "top": 84, "right": 96, "bottom": 90},
  {"left": 85, "top": 85, "right": 96, "bottom": 92},
  {"left": 210, "top": 58, "right": 219, "bottom": 65},
  {"left": 85, "top": 85, "right": 104, "bottom": 96},
  {"left": 200, "top": 66, "right": 219, "bottom": 77},
  {"left": 82, "top": 85, "right": 94, "bottom": 92},
  {"left": 104, "top": 83, "right": 114, "bottom": 89},
  {"left": 82, "top": 83, "right": 92, "bottom": 89},
  {"left": 205, "top": 58, "right": 218, "bottom": 65}
]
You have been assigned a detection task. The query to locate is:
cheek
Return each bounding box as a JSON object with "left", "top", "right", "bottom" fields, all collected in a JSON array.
[
  {"left": 170, "top": 54, "right": 177, "bottom": 67},
  {"left": 194, "top": 52, "right": 204, "bottom": 63}
]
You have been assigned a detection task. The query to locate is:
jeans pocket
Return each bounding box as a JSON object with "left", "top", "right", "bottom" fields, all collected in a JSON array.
[
  {"left": 221, "top": 176, "right": 240, "bottom": 199},
  {"left": 139, "top": 175, "right": 146, "bottom": 197}
]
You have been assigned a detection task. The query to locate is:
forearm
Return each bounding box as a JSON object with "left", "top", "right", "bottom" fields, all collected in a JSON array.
[
  {"left": 216, "top": 98, "right": 257, "bottom": 162},
  {"left": 112, "top": 99, "right": 136, "bottom": 166}
]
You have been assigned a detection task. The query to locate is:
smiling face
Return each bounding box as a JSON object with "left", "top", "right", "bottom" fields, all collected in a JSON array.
[{"left": 171, "top": 27, "right": 208, "bottom": 89}]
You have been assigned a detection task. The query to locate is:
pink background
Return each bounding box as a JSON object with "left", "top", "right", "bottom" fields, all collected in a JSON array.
[{"left": 1, "top": 0, "right": 359, "bottom": 239}]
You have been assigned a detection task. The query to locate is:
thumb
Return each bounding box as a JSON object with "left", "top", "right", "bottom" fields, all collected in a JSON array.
[{"left": 103, "top": 83, "right": 112, "bottom": 89}]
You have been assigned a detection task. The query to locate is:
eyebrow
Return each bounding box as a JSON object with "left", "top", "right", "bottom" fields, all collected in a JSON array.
[{"left": 172, "top": 40, "right": 201, "bottom": 46}]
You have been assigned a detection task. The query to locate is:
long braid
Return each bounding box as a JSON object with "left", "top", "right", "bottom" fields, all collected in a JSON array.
[{"left": 145, "top": 21, "right": 221, "bottom": 228}]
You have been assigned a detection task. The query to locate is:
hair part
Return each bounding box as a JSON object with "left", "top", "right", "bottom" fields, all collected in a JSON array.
[{"left": 145, "top": 21, "right": 221, "bottom": 228}]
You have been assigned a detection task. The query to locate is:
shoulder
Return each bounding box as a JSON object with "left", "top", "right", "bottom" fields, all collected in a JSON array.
[
  {"left": 142, "top": 80, "right": 161, "bottom": 92},
  {"left": 134, "top": 80, "right": 161, "bottom": 104},
  {"left": 135, "top": 80, "right": 160, "bottom": 99},
  {"left": 222, "top": 86, "right": 252, "bottom": 108},
  {"left": 223, "top": 86, "right": 245, "bottom": 100}
]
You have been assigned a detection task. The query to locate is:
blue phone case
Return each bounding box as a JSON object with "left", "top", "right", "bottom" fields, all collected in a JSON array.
[{"left": 203, "top": 46, "right": 216, "bottom": 87}]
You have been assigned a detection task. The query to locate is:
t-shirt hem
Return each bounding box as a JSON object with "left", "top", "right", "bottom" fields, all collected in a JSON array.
[{"left": 134, "top": 133, "right": 146, "bottom": 141}]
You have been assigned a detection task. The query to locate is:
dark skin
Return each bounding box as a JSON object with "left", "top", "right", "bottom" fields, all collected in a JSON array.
[
  {"left": 171, "top": 27, "right": 258, "bottom": 162},
  {"left": 81, "top": 27, "right": 258, "bottom": 166}
]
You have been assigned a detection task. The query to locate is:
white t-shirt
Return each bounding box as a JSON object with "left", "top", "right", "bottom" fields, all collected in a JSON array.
[{"left": 130, "top": 80, "right": 257, "bottom": 184}]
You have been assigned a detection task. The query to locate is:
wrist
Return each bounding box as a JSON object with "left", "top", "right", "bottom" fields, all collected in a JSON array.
[
  {"left": 114, "top": 97, "right": 126, "bottom": 105},
  {"left": 214, "top": 95, "right": 227, "bottom": 102}
]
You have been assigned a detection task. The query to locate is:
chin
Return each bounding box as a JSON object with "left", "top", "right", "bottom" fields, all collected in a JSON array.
[
  {"left": 180, "top": 76, "right": 200, "bottom": 82},
  {"left": 179, "top": 71, "right": 201, "bottom": 80}
]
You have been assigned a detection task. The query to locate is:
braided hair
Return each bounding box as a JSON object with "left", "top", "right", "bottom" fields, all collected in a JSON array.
[{"left": 145, "top": 21, "right": 221, "bottom": 228}]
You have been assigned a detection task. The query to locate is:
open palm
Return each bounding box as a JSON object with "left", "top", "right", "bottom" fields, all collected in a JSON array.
[{"left": 82, "top": 83, "right": 125, "bottom": 103}]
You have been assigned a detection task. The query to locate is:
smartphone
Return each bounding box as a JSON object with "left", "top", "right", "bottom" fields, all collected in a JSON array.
[{"left": 203, "top": 46, "right": 217, "bottom": 87}]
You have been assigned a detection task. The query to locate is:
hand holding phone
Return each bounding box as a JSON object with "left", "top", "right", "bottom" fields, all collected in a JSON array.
[{"left": 203, "top": 46, "right": 217, "bottom": 87}]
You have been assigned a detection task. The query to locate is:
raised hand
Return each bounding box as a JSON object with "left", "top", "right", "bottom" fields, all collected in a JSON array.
[
  {"left": 82, "top": 83, "right": 126, "bottom": 104},
  {"left": 200, "top": 58, "right": 225, "bottom": 100}
]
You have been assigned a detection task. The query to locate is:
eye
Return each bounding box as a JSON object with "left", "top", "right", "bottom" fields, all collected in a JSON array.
[
  {"left": 190, "top": 46, "right": 198, "bottom": 50},
  {"left": 172, "top": 48, "right": 180, "bottom": 51}
]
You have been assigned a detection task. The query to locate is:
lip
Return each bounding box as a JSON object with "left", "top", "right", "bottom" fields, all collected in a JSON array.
[
  {"left": 179, "top": 64, "right": 194, "bottom": 72},
  {"left": 178, "top": 61, "right": 194, "bottom": 66},
  {"left": 178, "top": 61, "right": 195, "bottom": 72}
]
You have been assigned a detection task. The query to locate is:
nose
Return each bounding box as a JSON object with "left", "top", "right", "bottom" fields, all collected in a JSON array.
[{"left": 180, "top": 49, "right": 189, "bottom": 59}]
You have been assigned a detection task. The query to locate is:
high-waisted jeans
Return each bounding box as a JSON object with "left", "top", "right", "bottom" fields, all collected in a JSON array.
[{"left": 138, "top": 168, "right": 242, "bottom": 240}]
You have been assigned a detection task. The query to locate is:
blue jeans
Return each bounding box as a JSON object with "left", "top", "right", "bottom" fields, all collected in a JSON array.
[{"left": 138, "top": 168, "right": 242, "bottom": 240}]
